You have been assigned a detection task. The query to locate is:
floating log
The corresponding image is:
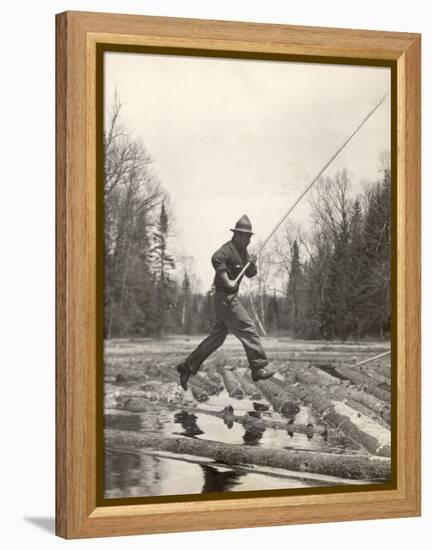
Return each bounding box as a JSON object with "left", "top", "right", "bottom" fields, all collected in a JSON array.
[
  {"left": 297, "top": 383, "right": 391, "bottom": 457},
  {"left": 183, "top": 372, "right": 219, "bottom": 395},
  {"left": 295, "top": 364, "right": 341, "bottom": 387},
  {"left": 267, "top": 380, "right": 389, "bottom": 436},
  {"left": 343, "top": 398, "right": 384, "bottom": 424},
  {"left": 218, "top": 367, "right": 244, "bottom": 399},
  {"left": 190, "top": 386, "right": 209, "bottom": 402},
  {"left": 373, "top": 362, "right": 391, "bottom": 379},
  {"left": 292, "top": 365, "right": 391, "bottom": 427},
  {"left": 328, "top": 384, "right": 389, "bottom": 418},
  {"left": 105, "top": 362, "right": 167, "bottom": 384},
  {"left": 105, "top": 428, "right": 390, "bottom": 481},
  {"left": 281, "top": 369, "right": 297, "bottom": 385},
  {"left": 195, "top": 372, "right": 224, "bottom": 395},
  {"left": 329, "top": 387, "right": 391, "bottom": 428},
  {"left": 104, "top": 369, "right": 143, "bottom": 383},
  {"left": 113, "top": 381, "right": 189, "bottom": 408},
  {"left": 202, "top": 366, "right": 224, "bottom": 391},
  {"left": 232, "top": 369, "right": 263, "bottom": 399},
  {"left": 324, "top": 402, "right": 390, "bottom": 457},
  {"left": 359, "top": 365, "right": 391, "bottom": 388},
  {"left": 158, "top": 365, "right": 211, "bottom": 400},
  {"left": 246, "top": 374, "right": 300, "bottom": 418},
  {"left": 381, "top": 408, "right": 392, "bottom": 425},
  {"left": 334, "top": 366, "right": 391, "bottom": 402}
]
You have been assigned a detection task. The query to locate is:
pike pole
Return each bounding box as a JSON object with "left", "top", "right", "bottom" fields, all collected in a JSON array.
[
  {"left": 348, "top": 350, "right": 391, "bottom": 368},
  {"left": 233, "top": 93, "right": 389, "bottom": 285}
]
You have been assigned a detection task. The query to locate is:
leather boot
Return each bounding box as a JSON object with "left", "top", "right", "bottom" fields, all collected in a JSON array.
[
  {"left": 251, "top": 365, "right": 276, "bottom": 382},
  {"left": 176, "top": 362, "right": 192, "bottom": 390}
]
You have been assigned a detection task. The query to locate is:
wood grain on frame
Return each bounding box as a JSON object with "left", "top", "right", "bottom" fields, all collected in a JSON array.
[{"left": 55, "top": 11, "right": 421, "bottom": 539}]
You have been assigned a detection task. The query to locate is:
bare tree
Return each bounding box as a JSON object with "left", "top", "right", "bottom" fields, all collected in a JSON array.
[
  {"left": 104, "top": 95, "right": 165, "bottom": 337},
  {"left": 309, "top": 169, "right": 352, "bottom": 245}
]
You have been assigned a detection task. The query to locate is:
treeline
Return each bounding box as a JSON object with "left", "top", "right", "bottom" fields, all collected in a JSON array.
[
  {"left": 104, "top": 97, "right": 391, "bottom": 340},
  {"left": 104, "top": 98, "right": 214, "bottom": 337},
  {"left": 248, "top": 166, "right": 391, "bottom": 340}
]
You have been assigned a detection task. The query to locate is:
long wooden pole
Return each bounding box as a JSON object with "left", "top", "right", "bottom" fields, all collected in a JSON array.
[
  {"left": 234, "top": 93, "right": 388, "bottom": 285},
  {"left": 348, "top": 350, "right": 391, "bottom": 369}
]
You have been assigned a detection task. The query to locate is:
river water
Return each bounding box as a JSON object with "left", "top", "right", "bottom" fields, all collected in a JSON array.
[{"left": 104, "top": 390, "right": 364, "bottom": 499}]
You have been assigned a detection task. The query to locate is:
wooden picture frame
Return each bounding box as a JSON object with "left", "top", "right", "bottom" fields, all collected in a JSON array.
[{"left": 56, "top": 11, "right": 421, "bottom": 539}]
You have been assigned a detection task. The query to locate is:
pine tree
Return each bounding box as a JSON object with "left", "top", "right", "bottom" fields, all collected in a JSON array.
[
  {"left": 265, "top": 292, "right": 280, "bottom": 333},
  {"left": 178, "top": 271, "right": 193, "bottom": 333},
  {"left": 286, "top": 240, "right": 305, "bottom": 336},
  {"left": 362, "top": 169, "right": 391, "bottom": 337},
  {"left": 348, "top": 199, "right": 368, "bottom": 338},
  {"left": 148, "top": 202, "right": 176, "bottom": 336},
  {"left": 300, "top": 234, "right": 331, "bottom": 340}
]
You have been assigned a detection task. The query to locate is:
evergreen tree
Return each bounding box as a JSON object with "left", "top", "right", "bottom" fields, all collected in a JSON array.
[
  {"left": 265, "top": 292, "right": 280, "bottom": 333},
  {"left": 348, "top": 199, "right": 368, "bottom": 338},
  {"left": 322, "top": 211, "right": 351, "bottom": 340},
  {"left": 286, "top": 240, "right": 305, "bottom": 336},
  {"left": 362, "top": 169, "right": 391, "bottom": 337},
  {"left": 148, "top": 202, "right": 176, "bottom": 336},
  {"left": 177, "top": 271, "right": 193, "bottom": 333}
]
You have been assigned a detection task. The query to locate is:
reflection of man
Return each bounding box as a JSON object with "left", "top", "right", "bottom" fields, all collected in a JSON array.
[
  {"left": 200, "top": 464, "right": 243, "bottom": 493},
  {"left": 174, "top": 411, "right": 203, "bottom": 437},
  {"left": 177, "top": 215, "right": 275, "bottom": 390},
  {"left": 243, "top": 425, "right": 266, "bottom": 446}
]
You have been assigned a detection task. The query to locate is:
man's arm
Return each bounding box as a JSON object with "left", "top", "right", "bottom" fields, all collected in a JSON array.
[
  {"left": 212, "top": 247, "right": 238, "bottom": 291},
  {"left": 217, "top": 270, "right": 239, "bottom": 291}
]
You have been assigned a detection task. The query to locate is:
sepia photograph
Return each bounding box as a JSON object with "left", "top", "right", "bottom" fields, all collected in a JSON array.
[{"left": 102, "top": 50, "right": 393, "bottom": 500}]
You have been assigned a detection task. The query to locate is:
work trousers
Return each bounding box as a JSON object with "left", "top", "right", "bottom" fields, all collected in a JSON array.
[{"left": 185, "top": 291, "right": 268, "bottom": 374}]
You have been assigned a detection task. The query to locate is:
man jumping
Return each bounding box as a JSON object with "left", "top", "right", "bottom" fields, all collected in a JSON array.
[{"left": 176, "top": 215, "right": 275, "bottom": 390}]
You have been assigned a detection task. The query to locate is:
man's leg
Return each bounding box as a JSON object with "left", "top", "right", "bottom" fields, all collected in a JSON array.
[
  {"left": 217, "top": 296, "right": 274, "bottom": 380},
  {"left": 177, "top": 319, "right": 228, "bottom": 389},
  {"left": 183, "top": 319, "right": 228, "bottom": 374}
]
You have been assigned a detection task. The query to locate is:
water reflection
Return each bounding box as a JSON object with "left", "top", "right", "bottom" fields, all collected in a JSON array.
[
  {"left": 242, "top": 413, "right": 266, "bottom": 446},
  {"left": 222, "top": 405, "right": 234, "bottom": 429},
  {"left": 105, "top": 449, "right": 142, "bottom": 494},
  {"left": 104, "top": 448, "right": 340, "bottom": 498},
  {"left": 104, "top": 449, "right": 245, "bottom": 497},
  {"left": 243, "top": 426, "right": 265, "bottom": 445},
  {"left": 200, "top": 464, "right": 244, "bottom": 493},
  {"left": 174, "top": 411, "right": 204, "bottom": 437},
  {"left": 104, "top": 449, "right": 200, "bottom": 498}
]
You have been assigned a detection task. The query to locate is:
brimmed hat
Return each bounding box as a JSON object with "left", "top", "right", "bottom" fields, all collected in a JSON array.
[{"left": 230, "top": 215, "right": 254, "bottom": 235}]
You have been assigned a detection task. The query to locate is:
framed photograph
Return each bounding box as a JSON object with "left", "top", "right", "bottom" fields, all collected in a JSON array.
[{"left": 56, "top": 11, "right": 421, "bottom": 539}]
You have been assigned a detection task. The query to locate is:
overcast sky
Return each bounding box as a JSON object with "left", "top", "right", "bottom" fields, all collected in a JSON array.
[{"left": 104, "top": 52, "right": 391, "bottom": 287}]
